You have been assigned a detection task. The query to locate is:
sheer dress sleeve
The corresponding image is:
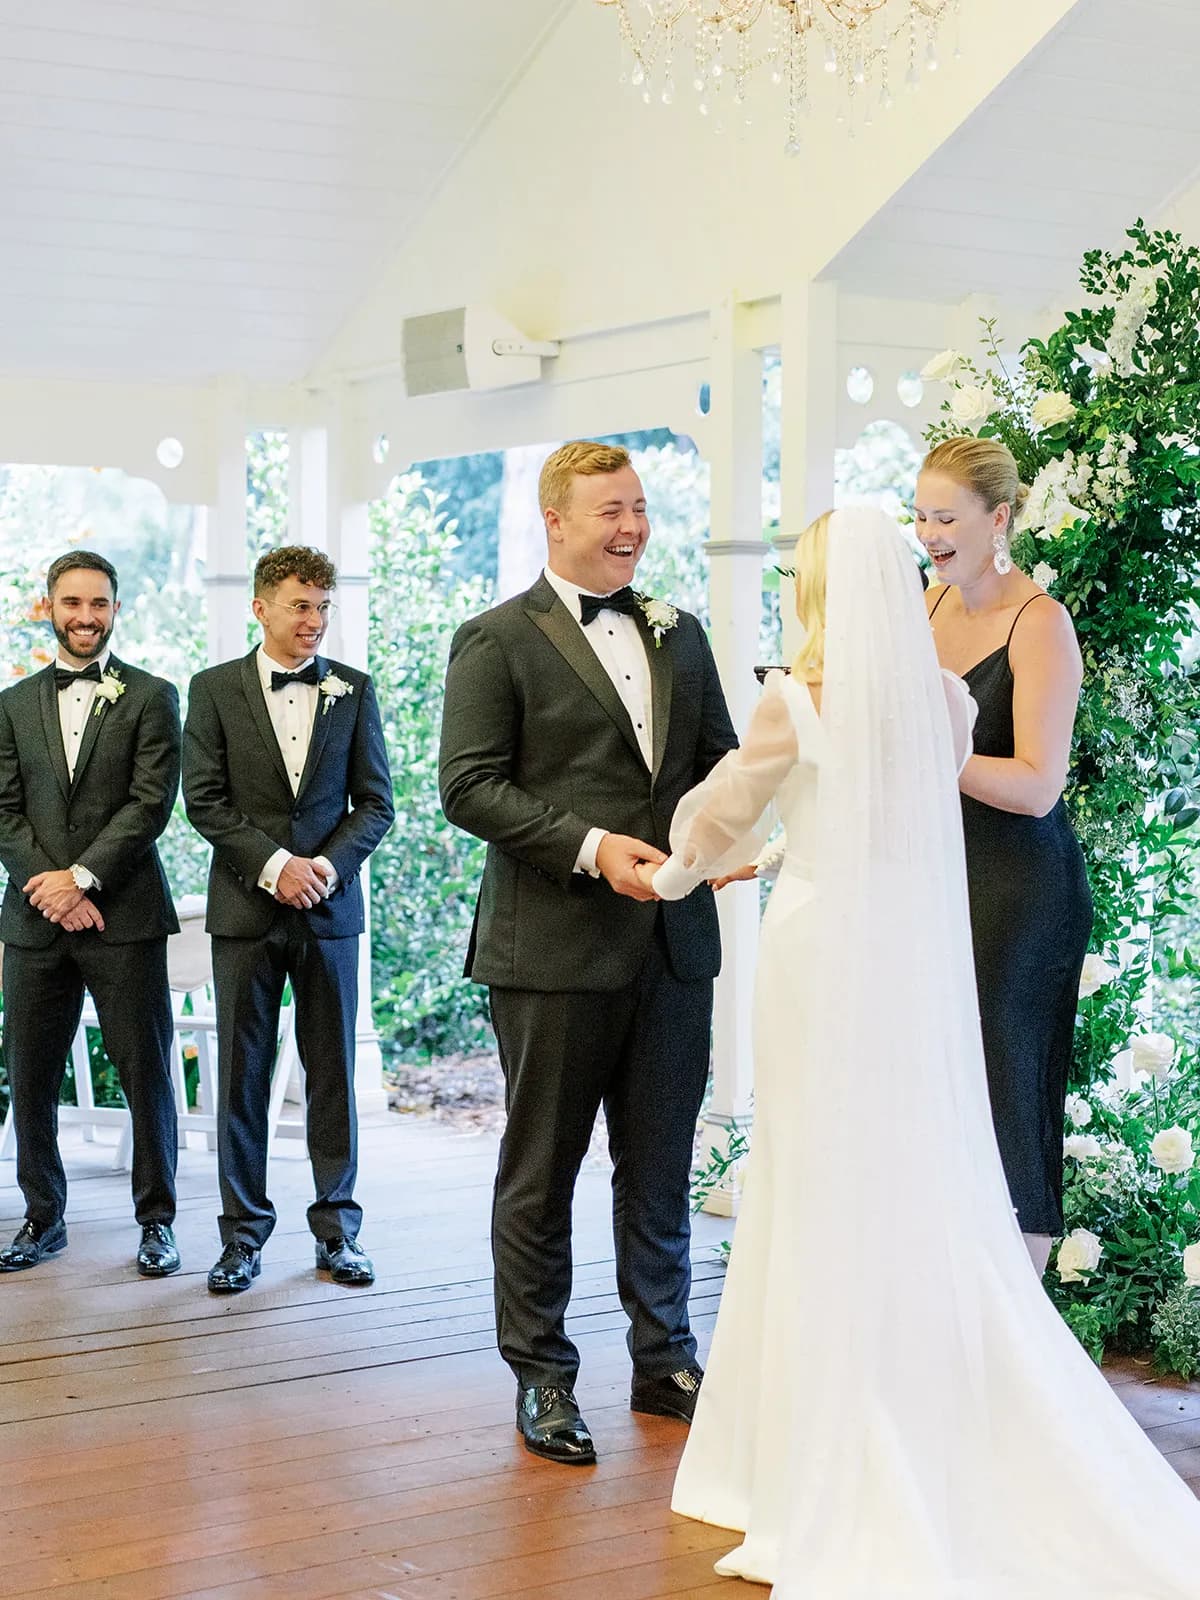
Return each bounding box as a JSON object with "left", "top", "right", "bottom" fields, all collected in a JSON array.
[
  {"left": 653, "top": 672, "right": 800, "bottom": 901},
  {"left": 941, "top": 669, "right": 978, "bottom": 776}
]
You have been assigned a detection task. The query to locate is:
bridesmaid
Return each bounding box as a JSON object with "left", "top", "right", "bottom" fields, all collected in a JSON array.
[{"left": 915, "top": 436, "right": 1093, "bottom": 1276}]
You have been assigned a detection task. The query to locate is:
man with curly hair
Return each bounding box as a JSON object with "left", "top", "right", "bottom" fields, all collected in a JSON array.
[{"left": 184, "top": 546, "right": 393, "bottom": 1294}]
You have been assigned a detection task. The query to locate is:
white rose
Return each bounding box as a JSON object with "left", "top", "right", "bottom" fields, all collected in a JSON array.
[
  {"left": 1130, "top": 1032, "right": 1176, "bottom": 1081},
  {"left": 1065, "top": 1093, "right": 1092, "bottom": 1128},
  {"left": 1063, "top": 1134, "right": 1103, "bottom": 1162},
  {"left": 1150, "top": 1126, "right": 1195, "bottom": 1176},
  {"left": 920, "top": 348, "right": 967, "bottom": 382},
  {"left": 1032, "top": 562, "right": 1058, "bottom": 590},
  {"left": 1057, "top": 1228, "right": 1102, "bottom": 1284},
  {"left": 1078, "top": 953, "right": 1117, "bottom": 998},
  {"left": 948, "top": 385, "right": 994, "bottom": 427},
  {"left": 1183, "top": 1242, "right": 1200, "bottom": 1288},
  {"left": 1031, "top": 391, "right": 1077, "bottom": 430}
]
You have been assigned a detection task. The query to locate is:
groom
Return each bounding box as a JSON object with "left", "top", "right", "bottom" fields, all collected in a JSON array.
[
  {"left": 440, "top": 440, "right": 737, "bottom": 1464},
  {"left": 183, "top": 546, "right": 393, "bottom": 1294}
]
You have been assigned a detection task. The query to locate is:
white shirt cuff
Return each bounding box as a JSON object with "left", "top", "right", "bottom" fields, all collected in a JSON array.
[
  {"left": 258, "top": 848, "right": 292, "bottom": 895},
  {"left": 651, "top": 855, "right": 703, "bottom": 902},
  {"left": 574, "top": 827, "right": 607, "bottom": 878},
  {"left": 314, "top": 856, "right": 338, "bottom": 898},
  {"left": 73, "top": 863, "right": 100, "bottom": 892}
]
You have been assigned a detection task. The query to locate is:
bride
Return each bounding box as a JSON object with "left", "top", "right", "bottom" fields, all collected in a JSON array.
[{"left": 642, "top": 506, "right": 1200, "bottom": 1596}]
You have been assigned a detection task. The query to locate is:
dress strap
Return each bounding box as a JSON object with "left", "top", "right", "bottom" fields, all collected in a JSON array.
[
  {"left": 1005, "top": 592, "right": 1053, "bottom": 649},
  {"left": 928, "top": 585, "right": 951, "bottom": 618}
]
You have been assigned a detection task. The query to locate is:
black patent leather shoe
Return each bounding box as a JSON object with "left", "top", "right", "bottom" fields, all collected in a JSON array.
[
  {"left": 136, "top": 1222, "right": 181, "bottom": 1277},
  {"left": 315, "top": 1235, "right": 375, "bottom": 1285},
  {"left": 0, "top": 1218, "right": 67, "bottom": 1272},
  {"left": 516, "top": 1385, "right": 596, "bottom": 1465},
  {"left": 207, "top": 1241, "right": 261, "bottom": 1293},
  {"left": 630, "top": 1363, "right": 704, "bottom": 1423}
]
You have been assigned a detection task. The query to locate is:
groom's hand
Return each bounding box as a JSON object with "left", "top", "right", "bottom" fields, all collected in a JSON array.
[
  {"left": 24, "top": 869, "right": 84, "bottom": 921},
  {"left": 275, "top": 856, "right": 329, "bottom": 910},
  {"left": 596, "top": 833, "right": 666, "bottom": 902}
]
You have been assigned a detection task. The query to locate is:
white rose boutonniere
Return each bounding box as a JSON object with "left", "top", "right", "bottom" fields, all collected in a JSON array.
[
  {"left": 318, "top": 670, "right": 354, "bottom": 716},
  {"left": 92, "top": 670, "right": 126, "bottom": 718},
  {"left": 1182, "top": 1242, "right": 1200, "bottom": 1288},
  {"left": 635, "top": 594, "right": 678, "bottom": 648},
  {"left": 1150, "top": 1126, "right": 1195, "bottom": 1176},
  {"left": 1031, "top": 391, "right": 1077, "bottom": 431},
  {"left": 1056, "top": 1227, "right": 1103, "bottom": 1284},
  {"left": 920, "top": 348, "right": 967, "bottom": 382}
]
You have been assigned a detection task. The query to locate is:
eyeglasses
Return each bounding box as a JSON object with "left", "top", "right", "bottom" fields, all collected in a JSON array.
[{"left": 263, "top": 599, "right": 337, "bottom": 620}]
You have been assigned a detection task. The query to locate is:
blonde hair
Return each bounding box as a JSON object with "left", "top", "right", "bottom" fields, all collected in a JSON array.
[
  {"left": 790, "top": 511, "right": 831, "bottom": 682},
  {"left": 921, "top": 436, "right": 1029, "bottom": 531},
  {"left": 538, "top": 441, "right": 632, "bottom": 517}
]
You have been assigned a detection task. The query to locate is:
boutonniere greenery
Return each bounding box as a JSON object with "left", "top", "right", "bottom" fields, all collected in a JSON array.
[
  {"left": 634, "top": 593, "right": 679, "bottom": 648},
  {"left": 319, "top": 670, "right": 354, "bottom": 716},
  {"left": 92, "top": 669, "right": 126, "bottom": 717}
]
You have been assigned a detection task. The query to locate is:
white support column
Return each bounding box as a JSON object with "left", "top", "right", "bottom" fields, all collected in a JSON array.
[
  {"left": 205, "top": 383, "right": 251, "bottom": 666},
  {"left": 287, "top": 393, "right": 389, "bottom": 1122},
  {"left": 776, "top": 279, "right": 838, "bottom": 661},
  {"left": 698, "top": 297, "right": 766, "bottom": 1216}
]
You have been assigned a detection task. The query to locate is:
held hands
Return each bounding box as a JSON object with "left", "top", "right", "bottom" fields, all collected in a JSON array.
[
  {"left": 23, "top": 871, "right": 105, "bottom": 931},
  {"left": 275, "top": 856, "right": 331, "bottom": 910},
  {"left": 708, "top": 863, "right": 758, "bottom": 891},
  {"left": 596, "top": 833, "right": 666, "bottom": 902}
]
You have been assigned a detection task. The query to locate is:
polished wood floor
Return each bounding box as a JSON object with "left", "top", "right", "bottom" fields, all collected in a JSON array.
[{"left": 2, "top": 1116, "right": 1199, "bottom": 1600}]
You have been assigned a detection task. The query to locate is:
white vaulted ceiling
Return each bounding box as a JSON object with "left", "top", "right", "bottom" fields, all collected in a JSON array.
[
  {"left": 823, "top": 0, "right": 1200, "bottom": 310},
  {"left": 0, "top": 0, "right": 571, "bottom": 384}
]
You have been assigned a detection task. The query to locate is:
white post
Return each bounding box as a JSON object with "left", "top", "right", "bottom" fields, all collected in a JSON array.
[
  {"left": 205, "top": 383, "right": 251, "bottom": 666},
  {"left": 776, "top": 279, "right": 838, "bottom": 660},
  {"left": 698, "top": 297, "right": 766, "bottom": 1216},
  {"left": 287, "top": 394, "right": 389, "bottom": 1122}
]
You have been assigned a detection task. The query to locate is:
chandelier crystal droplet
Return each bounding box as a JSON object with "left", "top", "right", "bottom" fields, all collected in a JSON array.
[{"left": 595, "top": 0, "right": 961, "bottom": 152}]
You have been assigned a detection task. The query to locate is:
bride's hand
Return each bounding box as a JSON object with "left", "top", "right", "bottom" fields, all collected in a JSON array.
[
  {"left": 633, "top": 861, "right": 660, "bottom": 894},
  {"left": 708, "top": 863, "right": 758, "bottom": 890}
]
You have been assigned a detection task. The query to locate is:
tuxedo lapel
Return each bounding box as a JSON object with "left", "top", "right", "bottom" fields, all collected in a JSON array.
[
  {"left": 68, "top": 654, "right": 125, "bottom": 798},
  {"left": 296, "top": 656, "right": 332, "bottom": 798},
  {"left": 37, "top": 666, "right": 71, "bottom": 802},
  {"left": 525, "top": 580, "right": 644, "bottom": 766},
  {"left": 636, "top": 614, "right": 674, "bottom": 781},
  {"left": 238, "top": 652, "right": 293, "bottom": 793}
]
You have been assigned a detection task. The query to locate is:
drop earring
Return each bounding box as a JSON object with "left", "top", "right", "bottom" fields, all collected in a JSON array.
[{"left": 992, "top": 530, "right": 1012, "bottom": 575}]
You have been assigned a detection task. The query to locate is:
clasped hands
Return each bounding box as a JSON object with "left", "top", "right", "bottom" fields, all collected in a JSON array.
[
  {"left": 24, "top": 870, "right": 105, "bottom": 932},
  {"left": 596, "top": 836, "right": 759, "bottom": 901},
  {"left": 273, "top": 855, "right": 333, "bottom": 910}
]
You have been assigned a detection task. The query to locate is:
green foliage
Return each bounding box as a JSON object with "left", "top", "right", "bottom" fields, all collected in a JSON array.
[
  {"left": 367, "top": 474, "right": 493, "bottom": 1060},
  {"left": 1151, "top": 1283, "right": 1200, "bottom": 1380},
  {"left": 925, "top": 221, "right": 1200, "bottom": 1372}
]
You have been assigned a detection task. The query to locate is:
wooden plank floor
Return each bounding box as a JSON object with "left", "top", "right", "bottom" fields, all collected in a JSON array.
[{"left": 2, "top": 1116, "right": 1198, "bottom": 1600}]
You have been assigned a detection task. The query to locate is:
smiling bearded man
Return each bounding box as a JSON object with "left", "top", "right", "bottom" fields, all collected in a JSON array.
[{"left": 439, "top": 441, "right": 738, "bottom": 1472}]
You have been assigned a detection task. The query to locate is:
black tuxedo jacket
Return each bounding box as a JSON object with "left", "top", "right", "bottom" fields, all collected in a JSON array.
[
  {"left": 439, "top": 576, "right": 738, "bottom": 992},
  {"left": 182, "top": 651, "right": 394, "bottom": 940},
  {"left": 0, "top": 656, "right": 181, "bottom": 948}
]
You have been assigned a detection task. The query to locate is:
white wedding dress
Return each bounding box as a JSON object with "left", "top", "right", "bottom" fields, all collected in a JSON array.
[{"left": 653, "top": 508, "right": 1200, "bottom": 1599}]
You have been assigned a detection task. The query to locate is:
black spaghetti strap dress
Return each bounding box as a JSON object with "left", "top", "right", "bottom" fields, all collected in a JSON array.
[{"left": 931, "top": 590, "right": 1093, "bottom": 1235}]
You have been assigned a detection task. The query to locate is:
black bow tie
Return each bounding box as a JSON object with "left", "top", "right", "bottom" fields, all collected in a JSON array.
[
  {"left": 270, "top": 660, "right": 321, "bottom": 691},
  {"left": 579, "top": 587, "right": 638, "bottom": 627},
  {"left": 54, "top": 662, "right": 103, "bottom": 690}
]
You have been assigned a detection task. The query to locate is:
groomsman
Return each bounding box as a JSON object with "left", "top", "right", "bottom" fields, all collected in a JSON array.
[
  {"left": 0, "top": 552, "right": 181, "bottom": 1275},
  {"left": 440, "top": 442, "right": 738, "bottom": 1464},
  {"left": 183, "top": 546, "right": 393, "bottom": 1294}
]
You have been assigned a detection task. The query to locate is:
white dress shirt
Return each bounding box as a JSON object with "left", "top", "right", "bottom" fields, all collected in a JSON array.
[
  {"left": 55, "top": 648, "right": 111, "bottom": 889},
  {"left": 254, "top": 646, "right": 338, "bottom": 899},
  {"left": 542, "top": 566, "right": 653, "bottom": 877}
]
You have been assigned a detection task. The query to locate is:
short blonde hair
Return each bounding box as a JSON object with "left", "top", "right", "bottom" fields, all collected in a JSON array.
[
  {"left": 791, "top": 512, "right": 831, "bottom": 682},
  {"left": 922, "top": 436, "right": 1029, "bottom": 531},
  {"left": 538, "top": 441, "right": 632, "bottom": 517}
]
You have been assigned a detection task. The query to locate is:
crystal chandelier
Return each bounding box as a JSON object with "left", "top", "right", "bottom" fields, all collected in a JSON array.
[{"left": 595, "top": 1, "right": 960, "bottom": 151}]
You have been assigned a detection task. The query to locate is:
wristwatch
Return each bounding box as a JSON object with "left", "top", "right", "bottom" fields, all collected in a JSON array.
[{"left": 69, "top": 863, "right": 97, "bottom": 891}]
